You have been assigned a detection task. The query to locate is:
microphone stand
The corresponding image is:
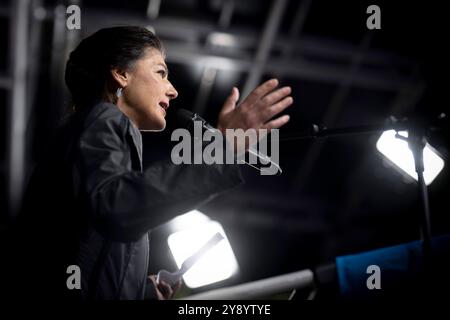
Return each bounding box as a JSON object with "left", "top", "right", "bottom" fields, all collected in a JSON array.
[{"left": 280, "top": 114, "right": 446, "bottom": 266}]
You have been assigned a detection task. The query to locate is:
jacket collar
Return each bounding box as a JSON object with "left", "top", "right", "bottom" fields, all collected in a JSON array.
[{"left": 127, "top": 122, "right": 143, "bottom": 172}]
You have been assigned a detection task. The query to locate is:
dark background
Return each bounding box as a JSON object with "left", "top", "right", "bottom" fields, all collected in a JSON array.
[{"left": 1, "top": 0, "right": 449, "bottom": 298}]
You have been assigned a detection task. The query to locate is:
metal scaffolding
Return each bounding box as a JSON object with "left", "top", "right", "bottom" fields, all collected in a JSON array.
[{"left": 6, "top": 0, "right": 30, "bottom": 219}]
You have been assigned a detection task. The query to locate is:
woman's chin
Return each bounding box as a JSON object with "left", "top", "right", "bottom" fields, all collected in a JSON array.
[{"left": 157, "top": 121, "right": 166, "bottom": 131}]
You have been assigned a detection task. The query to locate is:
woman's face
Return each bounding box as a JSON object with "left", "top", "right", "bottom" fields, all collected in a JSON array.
[{"left": 116, "top": 48, "right": 178, "bottom": 131}]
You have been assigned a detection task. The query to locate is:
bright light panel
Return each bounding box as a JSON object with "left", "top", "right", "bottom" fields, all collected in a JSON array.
[
  {"left": 169, "top": 210, "right": 211, "bottom": 231},
  {"left": 376, "top": 130, "right": 444, "bottom": 185},
  {"left": 168, "top": 219, "right": 239, "bottom": 288}
]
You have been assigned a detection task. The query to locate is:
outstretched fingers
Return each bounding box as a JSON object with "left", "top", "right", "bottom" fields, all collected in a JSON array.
[
  {"left": 263, "top": 114, "right": 291, "bottom": 130},
  {"left": 240, "top": 78, "right": 279, "bottom": 110},
  {"left": 255, "top": 94, "right": 293, "bottom": 125},
  {"left": 260, "top": 86, "right": 291, "bottom": 107}
]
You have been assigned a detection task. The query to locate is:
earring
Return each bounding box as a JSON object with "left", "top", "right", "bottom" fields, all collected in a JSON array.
[{"left": 116, "top": 87, "right": 123, "bottom": 98}]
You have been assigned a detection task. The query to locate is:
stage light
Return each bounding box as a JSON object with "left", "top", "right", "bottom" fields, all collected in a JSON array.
[
  {"left": 207, "top": 32, "right": 237, "bottom": 47},
  {"left": 169, "top": 209, "right": 210, "bottom": 231},
  {"left": 167, "top": 212, "right": 239, "bottom": 288},
  {"left": 376, "top": 130, "right": 445, "bottom": 185}
]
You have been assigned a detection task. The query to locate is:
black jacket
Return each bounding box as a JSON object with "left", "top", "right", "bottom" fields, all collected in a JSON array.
[{"left": 8, "top": 102, "right": 243, "bottom": 300}]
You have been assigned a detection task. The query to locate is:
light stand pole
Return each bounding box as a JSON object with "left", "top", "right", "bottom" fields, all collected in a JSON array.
[{"left": 395, "top": 125, "right": 432, "bottom": 260}]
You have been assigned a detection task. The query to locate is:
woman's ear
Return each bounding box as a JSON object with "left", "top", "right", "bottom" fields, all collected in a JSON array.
[{"left": 110, "top": 68, "right": 128, "bottom": 88}]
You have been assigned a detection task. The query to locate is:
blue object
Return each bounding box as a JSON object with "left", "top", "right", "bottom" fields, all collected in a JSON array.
[{"left": 336, "top": 234, "right": 450, "bottom": 298}]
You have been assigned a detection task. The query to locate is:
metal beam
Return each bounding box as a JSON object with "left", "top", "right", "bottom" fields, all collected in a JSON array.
[
  {"left": 242, "top": 0, "right": 288, "bottom": 99},
  {"left": 191, "top": 0, "right": 236, "bottom": 115},
  {"left": 80, "top": 12, "right": 417, "bottom": 90},
  {"left": 25, "top": 0, "right": 45, "bottom": 128},
  {"left": 146, "top": 0, "right": 161, "bottom": 20},
  {"left": 80, "top": 10, "right": 415, "bottom": 70},
  {"left": 218, "top": 0, "right": 234, "bottom": 29},
  {"left": 193, "top": 66, "right": 218, "bottom": 114},
  {"left": 282, "top": 0, "right": 311, "bottom": 57},
  {"left": 7, "top": 0, "right": 30, "bottom": 218},
  {"left": 182, "top": 269, "right": 314, "bottom": 300},
  {"left": 163, "top": 41, "right": 416, "bottom": 92}
]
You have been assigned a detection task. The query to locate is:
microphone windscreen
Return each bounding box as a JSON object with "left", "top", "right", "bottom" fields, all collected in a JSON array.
[{"left": 167, "top": 108, "right": 194, "bottom": 130}]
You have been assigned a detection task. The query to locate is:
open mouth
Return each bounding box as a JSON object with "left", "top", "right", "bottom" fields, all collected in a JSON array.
[{"left": 159, "top": 102, "right": 169, "bottom": 116}]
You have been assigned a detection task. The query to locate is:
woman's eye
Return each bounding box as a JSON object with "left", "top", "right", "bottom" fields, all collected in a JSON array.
[{"left": 157, "top": 70, "right": 166, "bottom": 78}]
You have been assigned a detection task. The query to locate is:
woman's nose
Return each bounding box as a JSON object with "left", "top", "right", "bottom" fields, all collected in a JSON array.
[{"left": 167, "top": 82, "right": 178, "bottom": 100}]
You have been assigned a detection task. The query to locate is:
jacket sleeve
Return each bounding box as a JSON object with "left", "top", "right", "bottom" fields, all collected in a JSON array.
[{"left": 77, "top": 105, "right": 243, "bottom": 241}]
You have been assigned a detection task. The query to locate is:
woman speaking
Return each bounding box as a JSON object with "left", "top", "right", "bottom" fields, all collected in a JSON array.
[{"left": 11, "top": 26, "right": 293, "bottom": 300}]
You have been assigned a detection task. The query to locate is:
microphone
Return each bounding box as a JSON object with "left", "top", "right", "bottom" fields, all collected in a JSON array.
[{"left": 169, "top": 108, "right": 282, "bottom": 175}]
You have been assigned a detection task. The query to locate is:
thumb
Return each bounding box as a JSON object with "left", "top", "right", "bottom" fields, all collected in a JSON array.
[{"left": 220, "top": 87, "right": 239, "bottom": 115}]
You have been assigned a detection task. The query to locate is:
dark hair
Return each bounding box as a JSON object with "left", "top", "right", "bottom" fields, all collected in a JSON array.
[{"left": 65, "top": 26, "right": 163, "bottom": 110}]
